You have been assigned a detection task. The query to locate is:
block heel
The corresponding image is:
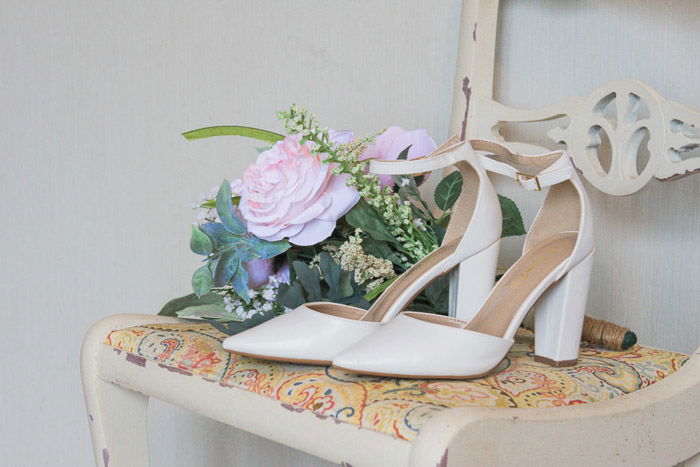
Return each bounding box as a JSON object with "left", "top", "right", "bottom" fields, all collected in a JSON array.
[
  {"left": 534, "top": 252, "right": 594, "bottom": 367},
  {"left": 449, "top": 239, "right": 500, "bottom": 322}
]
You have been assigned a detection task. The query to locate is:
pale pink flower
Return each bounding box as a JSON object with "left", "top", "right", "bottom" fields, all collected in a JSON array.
[
  {"left": 360, "top": 126, "right": 437, "bottom": 186},
  {"left": 238, "top": 135, "right": 359, "bottom": 245}
]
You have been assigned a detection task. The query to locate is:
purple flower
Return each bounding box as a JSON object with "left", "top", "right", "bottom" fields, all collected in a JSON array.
[{"left": 360, "top": 126, "right": 437, "bottom": 187}]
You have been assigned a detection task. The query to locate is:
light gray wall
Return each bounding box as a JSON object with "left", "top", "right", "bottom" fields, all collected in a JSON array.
[{"left": 1, "top": 1, "right": 697, "bottom": 466}]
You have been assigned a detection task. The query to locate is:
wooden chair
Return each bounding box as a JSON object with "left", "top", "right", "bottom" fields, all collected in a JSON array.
[{"left": 81, "top": 1, "right": 700, "bottom": 465}]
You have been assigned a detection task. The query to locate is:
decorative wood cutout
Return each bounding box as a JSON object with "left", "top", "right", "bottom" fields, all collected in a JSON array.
[{"left": 470, "top": 79, "right": 700, "bottom": 195}]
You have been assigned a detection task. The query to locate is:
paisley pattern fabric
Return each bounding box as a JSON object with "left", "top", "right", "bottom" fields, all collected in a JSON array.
[{"left": 106, "top": 322, "right": 687, "bottom": 441}]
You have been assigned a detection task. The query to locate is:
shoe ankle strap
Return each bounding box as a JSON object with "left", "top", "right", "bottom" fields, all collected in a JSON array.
[
  {"left": 471, "top": 139, "right": 574, "bottom": 192},
  {"left": 368, "top": 136, "right": 466, "bottom": 175}
]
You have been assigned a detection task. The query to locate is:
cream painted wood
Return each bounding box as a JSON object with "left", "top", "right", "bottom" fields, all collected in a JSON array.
[
  {"left": 451, "top": 0, "right": 700, "bottom": 355},
  {"left": 81, "top": 314, "right": 412, "bottom": 467},
  {"left": 82, "top": 314, "right": 700, "bottom": 466},
  {"left": 469, "top": 79, "right": 700, "bottom": 195},
  {"left": 411, "top": 344, "right": 700, "bottom": 467}
]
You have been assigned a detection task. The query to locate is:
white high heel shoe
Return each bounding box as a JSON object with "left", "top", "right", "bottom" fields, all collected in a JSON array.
[
  {"left": 332, "top": 141, "right": 594, "bottom": 378},
  {"left": 223, "top": 137, "right": 503, "bottom": 364}
]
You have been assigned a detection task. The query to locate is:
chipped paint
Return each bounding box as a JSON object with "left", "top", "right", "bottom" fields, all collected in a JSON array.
[
  {"left": 473, "top": 22, "right": 477, "bottom": 41},
  {"left": 102, "top": 448, "right": 110, "bottom": 467},
  {"left": 280, "top": 403, "right": 305, "bottom": 413},
  {"left": 437, "top": 449, "right": 448, "bottom": 467},
  {"left": 460, "top": 76, "right": 472, "bottom": 140},
  {"left": 88, "top": 414, "right": 94, "bottom": 422},
  {"left": 157, "top": 364, "right": 192, "bottom": 376},
  {"left": 341, "top": 462, "right": 353, "bottom": 467},
  {"left": 658, "top": 166, "right": 700, "bottom": 182},
  {"left": 112, "top": 348, "right": 121, "bottom": 354},
  {"left": 125, "top": 353, "right": 146, "bottom": 367}
]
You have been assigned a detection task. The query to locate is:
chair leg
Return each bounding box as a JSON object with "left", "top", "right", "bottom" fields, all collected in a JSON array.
[{"left": 81, "top": 315, "right": 152, "bottom": 467}]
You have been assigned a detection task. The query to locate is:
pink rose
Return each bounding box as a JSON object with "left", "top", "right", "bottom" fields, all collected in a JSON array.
[
  {"left": 360, "top": 126, "right": 437, "bottom": 186},
  {"left": 238, "top": 135, "right": 359, "bottom": 246}
]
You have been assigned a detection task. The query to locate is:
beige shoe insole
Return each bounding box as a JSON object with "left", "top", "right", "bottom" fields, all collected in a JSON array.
[{"left": 465, "top": 232, "right": 578, "bottom": 337}]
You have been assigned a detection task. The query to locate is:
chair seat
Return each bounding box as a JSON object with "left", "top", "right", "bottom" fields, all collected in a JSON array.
[{"left": 106, "top": 321, "right": 687, "bottom": 442}]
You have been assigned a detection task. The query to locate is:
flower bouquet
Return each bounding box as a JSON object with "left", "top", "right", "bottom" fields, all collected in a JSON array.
[{"left": 159, "top": 105, "right": 526, "bottom": 335}]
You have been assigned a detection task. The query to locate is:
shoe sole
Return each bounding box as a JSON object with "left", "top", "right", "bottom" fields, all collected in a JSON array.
[
  {"left": 224, "top": 348, "right": 332, "bottom": 366},
  {"left": 330, "top": 363, "right": 503, "bottom": 380}
]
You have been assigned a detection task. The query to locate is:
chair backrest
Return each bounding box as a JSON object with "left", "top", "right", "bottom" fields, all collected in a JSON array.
[{"left": 450, "top": 0, "right": 700, "bottom": 353}]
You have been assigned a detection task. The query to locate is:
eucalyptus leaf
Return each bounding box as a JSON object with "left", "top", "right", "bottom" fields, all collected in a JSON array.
[
  {"left": 216, "top": 180, "right": 246, "bottom": 235},
  {"left": 499, "top": 194, "right": 526, "bottom": 237},
  {"left": 292, "top": 261, "right": 322, "bottom": 301},
  {"left": 200, "top": 222, "right": 239, "bottom": 248},
  {"left": 192, "top": 266, "right": 213, "bottom": 297},
  {"left": 249, "top": 235, "right": 290, "bottom": 259},
  {"left": 176, "top": 303, "right": 238, "bottom": 321},
  {"left": 230, "top": 266, "right": 250, "bottom": 303},
  {"left": 214, "top": 250, "right": 239, "bottom": 287},
  {"left": 276, "top": 282, "right": 306, "bottom": 309},
  {"left": 182, "top": 126, "right": 284, "bottom": 144},
  {"left": 319, "top": 252, "right": 342, "bottom": 290},
  {"left": 206, "top": 309, "right": 277, "bottom": 336},
  {"left": 190, "top": 225, "right": 213, "bottom": 256},
  {"left": 158, "top": 292, "right": 224, "bottom": 317},
  {"left": 434, "top": 170, "right": 463, "bottom": 210}
]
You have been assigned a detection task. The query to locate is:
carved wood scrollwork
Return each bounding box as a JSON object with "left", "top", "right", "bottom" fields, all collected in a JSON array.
[{"left": 470, "top": 79, "right": 700, "bottom": 195}]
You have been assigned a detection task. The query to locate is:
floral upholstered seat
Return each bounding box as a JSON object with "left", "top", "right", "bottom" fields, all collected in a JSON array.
[{"left": 106, "top": 321, "right": 687, "bottom": 442}]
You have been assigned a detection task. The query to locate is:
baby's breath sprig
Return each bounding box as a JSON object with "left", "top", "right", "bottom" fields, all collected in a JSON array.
[{"left": 277, "top": 105, "right": 438, "bottom": 261}]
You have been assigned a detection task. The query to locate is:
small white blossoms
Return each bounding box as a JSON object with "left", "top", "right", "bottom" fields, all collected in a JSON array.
[{"left": 221, "top": 276, "right": 284, "bottom": 321}]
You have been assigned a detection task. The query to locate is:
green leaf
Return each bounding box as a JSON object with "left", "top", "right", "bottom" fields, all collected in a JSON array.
[
  {"left": 255, "top": 146, "right": 272, "bottom": 153},
  {"left": 344, "top": 200, "right": 398, "bottom": 244},
  {"left": 206, "top": 309, "right": 276, "bottom": 336},
  {"left": 361, "top": 237, "right": 406, "bottom": 268},
  {"left": 214, "top": 250, "right": 239, "bottom": 287},
  {"left": 182, "top": 126, "right": 284, "bottom": 144},
  {"left": 190, "top": 225, "right": 213, "bottom": 256},
  {"left": 276, "top": 282, "right": 306, "bottom": 309},
  {"left": 363, "top": 276, "right": 398, "bottom": 301},
  {"left": 319, "top": 252, "right": 342, "bottom": 290},
  {"left": 499, "top": 194, "right": 526, "bottom": 237},
  {"left": 230, "top": 266, "right": 250, "bottom": 303},
  {"left": 397, "top": 145, "right": 412, "bottom": 160},
  {"left": 434, "top": 170, "right": 463, "bottom": 210},
  {"left": 216, "top": 180, "right": 246, "bottom": 235},
  {"left": 292, "top": 261, "right": 322, "bottom": 302},
  {"left": 175, "top": 303, "right": 238, "bottom": 321},
  {"left": 200, "top": 223, "right": 240, "bottom": 249},
  {"left": 249, "top": 236, "right": 290, "bottom": 259},
  {"left": 158, "top": 292, "right": 224, "bottom": 317},
  {"left": 192, "top": 266, "right": 213, "bottom": 297}
]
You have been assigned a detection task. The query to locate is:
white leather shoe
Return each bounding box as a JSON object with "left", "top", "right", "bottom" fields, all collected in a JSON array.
[
  {"left": 333, "top": 142, "right": 594, "bottom": 378},
  {"left": 223, "top": 137, "right": 503, "bottom": 364}
]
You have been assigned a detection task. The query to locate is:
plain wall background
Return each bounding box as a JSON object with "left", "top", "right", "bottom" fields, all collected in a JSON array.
[{"left": 1, "top": 0, "right": 697, "bottom": 465}]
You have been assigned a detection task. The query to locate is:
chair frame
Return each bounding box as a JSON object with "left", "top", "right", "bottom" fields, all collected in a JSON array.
[{"left": 82, "top": 1, "right": 700, "bottom": 465}]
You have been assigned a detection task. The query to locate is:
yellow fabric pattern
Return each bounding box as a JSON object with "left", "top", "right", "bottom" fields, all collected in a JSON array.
[{"left": 107, "top": 322, "right": 687, "bottom": 441}]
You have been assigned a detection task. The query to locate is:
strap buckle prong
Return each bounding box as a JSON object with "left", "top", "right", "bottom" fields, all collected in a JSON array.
[{"left": 516, "top": 172, "right": 542, "bottom": 191}]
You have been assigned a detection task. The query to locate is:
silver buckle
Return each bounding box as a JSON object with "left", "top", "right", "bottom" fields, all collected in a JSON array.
[{"left": 516, "top": 172, "right": 542, "bottom": 191}]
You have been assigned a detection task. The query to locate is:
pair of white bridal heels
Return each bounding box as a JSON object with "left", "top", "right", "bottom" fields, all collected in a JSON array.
[{"left": 223, "top": 137, "right": 594, "bottom": 379}]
